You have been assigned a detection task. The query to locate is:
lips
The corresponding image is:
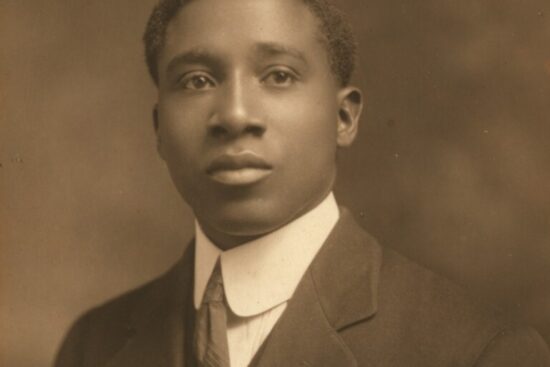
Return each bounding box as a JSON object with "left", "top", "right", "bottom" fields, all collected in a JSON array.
[{"left": 206, "top": 151, "right": 273, "bottom": 186}]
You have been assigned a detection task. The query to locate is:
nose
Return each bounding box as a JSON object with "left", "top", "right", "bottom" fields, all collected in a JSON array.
[{"left": 208, "top": 75, "right": 265, "bottom": 139}]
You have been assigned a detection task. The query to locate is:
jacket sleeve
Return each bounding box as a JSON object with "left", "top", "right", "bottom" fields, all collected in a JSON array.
[
  {"left": 52, "top": 313, "right": 91, "bottom": 367},
  {"left": 474, "top": 326, "right": 550, "bottom": 367}
]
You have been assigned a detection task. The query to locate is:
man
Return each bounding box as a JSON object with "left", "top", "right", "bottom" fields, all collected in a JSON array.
[{"left": 54, "top": 0, "right": 550, "bottom": 366}]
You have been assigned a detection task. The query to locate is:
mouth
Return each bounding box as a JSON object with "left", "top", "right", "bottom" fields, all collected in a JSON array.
[{"left": 206, "top": 151, "right": 273, "bottom": 186}]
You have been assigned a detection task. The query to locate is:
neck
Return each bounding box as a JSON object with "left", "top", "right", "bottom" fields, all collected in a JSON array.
[
  {"left": 195, "top": 227, "right": 260, "bottom": 251},
  {"left": 197, "top": 190, "right": 334, "bottom": 251}
]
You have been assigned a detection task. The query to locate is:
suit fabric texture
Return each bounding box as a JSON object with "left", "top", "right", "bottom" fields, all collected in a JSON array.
[{"left": 54, "top": 208, "right": 550, "bottom": 366}]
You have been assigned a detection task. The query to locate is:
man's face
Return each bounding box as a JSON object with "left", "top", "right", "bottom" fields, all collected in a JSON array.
[{"left": 155, "top": 0, "right": 361, "bottom": 244}]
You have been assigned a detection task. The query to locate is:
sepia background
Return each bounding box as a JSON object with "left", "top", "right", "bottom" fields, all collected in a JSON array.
[{"left": 1, "top": 0, "right": 549, "bottom": 366}]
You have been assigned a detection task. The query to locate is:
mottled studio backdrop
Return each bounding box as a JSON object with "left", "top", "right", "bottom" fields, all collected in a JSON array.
[{"left": 1, "top": 1, "right": 549, "bottom": 366}]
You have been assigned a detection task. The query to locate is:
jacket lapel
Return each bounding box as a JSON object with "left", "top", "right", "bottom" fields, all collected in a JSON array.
[
  {"left": 251, "top": 208, "right": 382, "bottom": 367},
  {"left": 105, "top": 244, "right": 195, "bottom": 367}
]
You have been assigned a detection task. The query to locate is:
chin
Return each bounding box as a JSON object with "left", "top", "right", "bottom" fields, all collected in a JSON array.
[{"left": 203, "top": 199, "right": 292, "bottom": 237}]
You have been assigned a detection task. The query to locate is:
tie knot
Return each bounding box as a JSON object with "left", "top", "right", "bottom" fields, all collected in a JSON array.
[{"left": 203, "top": 263, "right": 225, "bottom": 304}]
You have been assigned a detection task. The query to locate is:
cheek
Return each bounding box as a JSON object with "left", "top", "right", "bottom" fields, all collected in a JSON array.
[
  {"left": 267, "top": 105, "right": 337, "bottom": 186},
  {"left": 158, "top": 102, "right": 207, "bottom": 167},
  {"left": 274, "top": 92, "right": 338, "bottom": 150}
]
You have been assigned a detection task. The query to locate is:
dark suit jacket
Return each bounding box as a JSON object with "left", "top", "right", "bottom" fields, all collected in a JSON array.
[{"left": 54, "top": 209, "right": 550, "bottom": 366}]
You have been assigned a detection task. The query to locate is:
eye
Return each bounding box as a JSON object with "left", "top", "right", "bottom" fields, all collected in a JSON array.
[
  {"left": 179, "top": 73, "right": 216, "bottom": 90},
  {"left": 262, "top": 69, "right": 298, "bottom": 88}
]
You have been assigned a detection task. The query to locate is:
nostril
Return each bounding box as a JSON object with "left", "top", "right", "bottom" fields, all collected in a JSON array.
[
  {"left": 244, "top": 125, "right": 265, "bottom": 137},
  {"left": 208, "top": 120, "right": 264, "bottom": 139},
  {"left": 209, "top": 125, "right": 227, "bottom": 138}
]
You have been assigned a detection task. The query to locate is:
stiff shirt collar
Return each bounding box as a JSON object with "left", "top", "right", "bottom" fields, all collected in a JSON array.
[{"left": 193, "top": 192, "right": 340, "bottom": 317}]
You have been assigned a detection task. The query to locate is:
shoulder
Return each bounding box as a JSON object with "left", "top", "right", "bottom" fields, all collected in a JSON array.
[
  {"left": 378, "top": 247, "right": 507, "bottom": 337},
  {"left": 53, "top": 258, "right": 187, "bottom": 367},
  {"left": 329, "top": 209, "right": 549, "bottom": 365},
  {"left": 378, "top": 246, "right": 502, "bottom": 329},
  {"left": 78, "top": 269, "right": 172, "bottom": 330},
  {"left": 350, "top": 239, "right": 550, "bottom": 365},
  {"left": 82, "top": 257, "right": 185, "bottom": 329}
]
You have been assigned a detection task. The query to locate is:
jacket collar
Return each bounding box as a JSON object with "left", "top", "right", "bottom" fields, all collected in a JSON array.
[
  {"left": 311, "top": 207, "right": 381, "bottom": 330},
  {"left": 105, "top": 207, "right": 382, "bottom": 367},
  {"left": 250, "top": 207, "right": 382, "bottom": 367}
]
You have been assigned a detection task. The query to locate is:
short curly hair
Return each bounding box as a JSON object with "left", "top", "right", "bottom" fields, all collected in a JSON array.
[{"left": 143, "top": 0, "right": 356, "bottom": 86}]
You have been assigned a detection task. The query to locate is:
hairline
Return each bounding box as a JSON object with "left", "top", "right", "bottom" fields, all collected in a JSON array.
[{"left": 145, "top": 0, "right": 354, "bottom": 86}]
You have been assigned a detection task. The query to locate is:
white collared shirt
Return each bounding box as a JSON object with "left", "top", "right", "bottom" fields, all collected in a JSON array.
[{"left": 194, "top": 192, "right": 340, "bottom": 367}]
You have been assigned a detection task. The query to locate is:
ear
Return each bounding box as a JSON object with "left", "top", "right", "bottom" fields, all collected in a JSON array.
[
  {"left": 152, "top": 104, "right": 164, "bottom": 160},
  {"left": 336, "top": 86, "right": 363, "bottom": 147}
]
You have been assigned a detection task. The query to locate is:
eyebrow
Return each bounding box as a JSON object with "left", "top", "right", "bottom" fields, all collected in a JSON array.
[
  {"left": 254, "top": 42, "right": 308, "bottom": 64},
  {"left": 164, "top": 42, "right": 308, "bottom": 77},
  {"left": 165, "top": 48, "right": 225, "bottom": 76}
]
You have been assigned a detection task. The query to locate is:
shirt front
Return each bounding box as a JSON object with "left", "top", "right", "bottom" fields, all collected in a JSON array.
[{"left": 194, "top": 192, "right": 340, "bottom": 367}]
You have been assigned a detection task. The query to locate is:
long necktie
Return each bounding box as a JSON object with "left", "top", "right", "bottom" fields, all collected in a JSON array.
[{"left": 194, "top": 261, "right": 231, "bottom": 367}]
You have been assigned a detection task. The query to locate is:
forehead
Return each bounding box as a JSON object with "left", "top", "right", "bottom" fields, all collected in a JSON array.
[{"left": 159, "top": 0, "right": 326, "bottom": 68}]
